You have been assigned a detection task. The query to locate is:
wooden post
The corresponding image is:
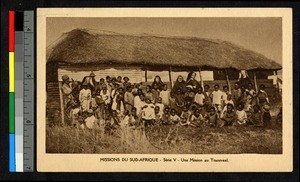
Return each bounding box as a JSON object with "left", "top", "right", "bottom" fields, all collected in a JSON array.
[
  {"left": 274, "top": 71, "right": 280, "bottom": 99},
  {"left": 198, "top": 67, "right": 204, "bottom": 89},
  {"left": 225, "top": 69, "right": 231, "bottom": 93},
  {"left": 145, "top": 69, "right": 148, "bottom": 82},
  {"left": 253, "top": 71, "right": 259, "bottom": 104},
  {"left": 58, "top": 81, "right": 65, "bottom": 126},
  {"left": 169, "top": 66, "right": 173, "bottom": 89}
]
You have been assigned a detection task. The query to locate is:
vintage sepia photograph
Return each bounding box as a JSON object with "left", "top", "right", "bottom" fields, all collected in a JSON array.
[{"left": 37, "top": 8, "right": 292, "bottom": 172}]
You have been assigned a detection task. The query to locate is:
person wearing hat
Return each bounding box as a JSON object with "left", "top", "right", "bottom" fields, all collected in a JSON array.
[
  {"left": 122, "top": 76, "right": 131, "bottom": 91},
  {"left": 61, "top": 75, "right": 75, "bottom": 109},
  {"left": 79, "top": 82, "right": 92, "bottom": 112},
  {"left": 81, "top": 72, "right": 97, "bottom": 93},
  {"left": 186, "top": 71, "right": 201, "bottom": 93},
  {"left": 184, "top": 85, "right": 196, "bottom": 103}
]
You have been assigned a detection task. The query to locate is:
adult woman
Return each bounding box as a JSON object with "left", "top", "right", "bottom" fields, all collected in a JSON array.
[
  {"left": 151, "top": 75, "right": 165, "bottom": 91},
  {"left": 172, "top": 75, "right": 187, "bottom": 93},
  {"left": 186, "top": 71, "right": 200, "bottom": 93},
  {"left": 237, "top": 70, "right": 252, "bottom": 89}
]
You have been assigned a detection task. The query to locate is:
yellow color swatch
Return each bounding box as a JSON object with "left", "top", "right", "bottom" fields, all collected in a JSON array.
[{"left": 9, "top": 52, "right": 14, "bottom": 92}]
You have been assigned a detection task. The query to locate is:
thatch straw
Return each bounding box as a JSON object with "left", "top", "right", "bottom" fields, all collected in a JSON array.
[{"left": 47, "top": 29, "right": 282, "bottom": 70}]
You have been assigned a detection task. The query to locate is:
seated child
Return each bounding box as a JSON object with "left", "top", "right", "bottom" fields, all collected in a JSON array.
[
  {"left": 155, "top": 97, "right": 165, "bottom": 113},
  {"left": 235, "top": 104, "right": 248, "bottom": 125},
  {"left": 154, "top": 106, "right": 162, "bottom": 124},
  {"left": 79, "top": 111, "right": 94, "bottom": 129},
  {"left": 220, "top": 103, "right": 236, "bottom": 126},
  {"left": 184, "top": 86, "right": 196, "bottom": 103},
  {"left": 262, "top": 104, "right": 271, "bottom": 126},
  {"left": 122, "top": 107, "right": 139, "bottom": 128},
  {"left": 141, "top": 97, "right": 155, "bottom": 127},
  {"left": 206, "top": 106, "right": 219, "bottom": 127},
  {"left": 169, "top": 108, "right": 180, "bottom": 124},
  {"left": 189, "top": 109, "right": 204, "bottom": 127},
  {"left": 249, "top": 105, "right": 263, "bottom": 126},
  {"left": 180, "top": 106, "right": 192, "bottom": 126},
  {"left": 161, "top": 106, "right": 172, "bottom": 125},
  {"left": 110, "top": 110, "right": 121, "bottom": 128}
]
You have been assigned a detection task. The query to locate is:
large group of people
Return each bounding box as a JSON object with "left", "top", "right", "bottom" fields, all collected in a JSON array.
[{"left": 60, "top": 70, "right": 273, "bottom": 130}]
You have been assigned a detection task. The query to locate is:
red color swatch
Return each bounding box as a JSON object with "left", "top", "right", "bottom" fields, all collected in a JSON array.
[{"left": 9, "top": 11, "right": 15, "bottom": 52}]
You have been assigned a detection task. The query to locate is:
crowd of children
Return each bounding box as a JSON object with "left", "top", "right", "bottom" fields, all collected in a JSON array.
[{"left": 61, "top": 71, "right": 273, "bottom": 130}]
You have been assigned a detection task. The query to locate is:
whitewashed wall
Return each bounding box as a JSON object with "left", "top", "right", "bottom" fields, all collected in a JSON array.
[{"left": 58, "top": 67, "right": 214, "bottom": 83}]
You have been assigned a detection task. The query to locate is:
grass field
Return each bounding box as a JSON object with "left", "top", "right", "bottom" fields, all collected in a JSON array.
[
  {"left": 46, "top": 123, "right": 282, "bottom": 154},
  {"left": 46, "top": 92, "right": 282, "bottom": 154}
]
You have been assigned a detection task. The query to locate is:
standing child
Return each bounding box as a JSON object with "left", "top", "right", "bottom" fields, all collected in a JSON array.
[
  {"left": 211, "top": 84, "right": 224, "bottom": 113},
  {"left": 134, "top": 93, "right": 145, "bottom": 115},
  {"left": 94, "top": 89, "right": 104, "bottom": 119},
  {"left": 79, "top": 83, "right": 92, "bottom": 112},
  {"left": 194, "top": 87, "right": 205, "bottom": 107},
  {"left": 232, "top": 82, "right": 242, "bottom": 107},
  {"left": 159, "top": 84, "right": 170, "bottom": 106},
  {"left": 221, "top": 85, "right": 230, "bottom": 107},
  {"left": 174, "top": 88, "right": 185, "bottom": 115},
  {"left": 100, "top": 85, "right": 111, "bottom": 106},
  {"left": 124, "top": 85, "right": 134, "bottom": 113},
  {"left": 261, "top": 104, "right": 271, "bottom": 126},
  {"left": 257, "top": 84, "right": 270, "bottom": 107},
  {"left": 145, "top": 85, "right": 154, "bottom": 103},
  {"left": 235, "top": 103, "right": 248, "bottom": 125},
  {"left": 169, "top": 92, "right": 176, "bottom": 109},
  {"left": 203, "top": 84, "right": 212, "bottom": 109},
  {"left": 151, "top": 83, "right": 161, "bottom": 102}
]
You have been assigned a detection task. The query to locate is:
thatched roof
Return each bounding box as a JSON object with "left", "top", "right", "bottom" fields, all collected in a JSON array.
[{"left": 47, "top": 29, "right": 282, "bottom": 71}]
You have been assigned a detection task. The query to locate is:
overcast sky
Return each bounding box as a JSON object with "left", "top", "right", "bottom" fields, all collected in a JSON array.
[{"left": 47, "top": 17, "right": 282, "bottom": 64}]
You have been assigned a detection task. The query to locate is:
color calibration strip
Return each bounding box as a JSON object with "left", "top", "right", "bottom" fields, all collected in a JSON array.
[
  {"left": 9, "top": 10, "right": 35, "bottom": 172},
  {"left": 9, "top": 10, "right": 16, "bottom": 172}
]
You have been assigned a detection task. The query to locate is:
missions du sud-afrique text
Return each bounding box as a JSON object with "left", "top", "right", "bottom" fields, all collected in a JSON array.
[{"left": 100, "top": 157, "right": 229, "bottom": 162}]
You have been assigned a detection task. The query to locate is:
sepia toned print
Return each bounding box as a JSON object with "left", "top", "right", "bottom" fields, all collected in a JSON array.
[{"left": 37, "top": 8, "right": 292, "bottom": 172}]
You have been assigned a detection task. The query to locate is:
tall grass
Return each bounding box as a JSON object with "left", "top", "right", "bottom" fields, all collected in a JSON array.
[{"left": 46, "top": 122, "right": 282, "bottom": 154}]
